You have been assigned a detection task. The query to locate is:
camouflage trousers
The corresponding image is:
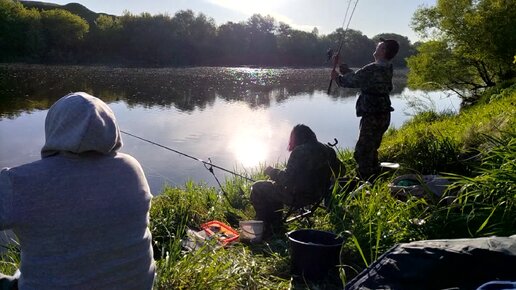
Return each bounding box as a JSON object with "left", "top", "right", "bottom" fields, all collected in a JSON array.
[
  {"left": 250, "top": 180, "right": 319, "bottom": 225},
  {"left": 250, "top": 181, "right": 294, "bottom": 224},
  {"left": 354, "top": 112, "right": 391, "bottom": 181}
]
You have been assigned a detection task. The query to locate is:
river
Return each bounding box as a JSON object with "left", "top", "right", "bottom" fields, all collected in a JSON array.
[{"left": 0, "top": 64, "right": 461, "bottom": 194}]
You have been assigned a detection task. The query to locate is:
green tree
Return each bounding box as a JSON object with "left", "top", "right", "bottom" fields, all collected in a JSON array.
[
  {"left": 168, "top": 10, "right": 216, "bottom": 65},
  {"left": 215, "top": 21, "right": 249, "bottom": 65},
  {"left": 328, "top": 28, "right": 375, "bottom": 67},
  {"left": 0, "top": 0, "right": 42, "bottom": 61},
  {"left": 0, "top": 0, "right": 25, "bottom": 60},
  {"left": 86, "top": 14, "right": 123, "bottom": 62},
  {"left": 246, "top": 14, "right": 277, "bottom": 65},
  {"left": 409, "top": 0, "right": 516, "bottom": 98},
  {"left": 96, "top": 14, "right": 122, "bottom": 32},
  {"left": 3, "top": 1, "right": 419, "bottom": 67},
  {"left": 188, "top": 12, "right": 217, "bottom": 64},
  {"left": 407, "top": 40, "right": 483, "bottom": 100},
  {"left": 40, "top": 8, "right": 89, "bottom": 61},
  {"left": 276, "top": 22, "right": 321, "bottom": 66}
]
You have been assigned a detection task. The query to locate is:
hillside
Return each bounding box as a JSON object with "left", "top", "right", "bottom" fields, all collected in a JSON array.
[{"left": 19, "top": 1, "right": 113, "bottom": 25}]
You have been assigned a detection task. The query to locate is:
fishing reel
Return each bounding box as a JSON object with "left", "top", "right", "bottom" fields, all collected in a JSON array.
[{"left": 327, "top": 48, "right": 352, "bottom": 74}]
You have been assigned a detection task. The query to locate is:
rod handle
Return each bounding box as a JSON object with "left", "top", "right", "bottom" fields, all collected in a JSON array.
[
  {"left": 327, "top": 79, "right": 333, "bottom": 94},
  {"left": 327, "top": 52, "right": 339, "bottom": 95}
]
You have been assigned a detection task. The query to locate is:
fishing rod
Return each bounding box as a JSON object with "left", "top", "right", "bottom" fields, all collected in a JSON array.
[
  {"left": 327, "top": 0, "right": 360, "bottom": 94},
  {"left": 120, "top": 130, "right": 256, "bottom": 182}
]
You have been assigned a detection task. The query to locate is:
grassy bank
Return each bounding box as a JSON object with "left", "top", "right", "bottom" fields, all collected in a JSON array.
[
  {"left": 1, "top": 85, "right": 514, "bottom": 288},
  {"left": 149, "top": 84, "right": 515, "bottom": 289}
]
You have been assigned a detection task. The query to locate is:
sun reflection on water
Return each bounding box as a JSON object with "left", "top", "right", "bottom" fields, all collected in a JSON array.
[{"left": 228, "top": 125, "right": 272, "bottom": 168}]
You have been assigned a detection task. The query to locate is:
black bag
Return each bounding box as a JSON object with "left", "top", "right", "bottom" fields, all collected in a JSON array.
[{"left": 345, "top": 235, "right": 516, "bottom": 290}]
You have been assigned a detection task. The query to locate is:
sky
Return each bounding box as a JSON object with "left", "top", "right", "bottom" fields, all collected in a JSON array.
[{"left": 24, "top": 0, "right": 437, "bottom": 43}]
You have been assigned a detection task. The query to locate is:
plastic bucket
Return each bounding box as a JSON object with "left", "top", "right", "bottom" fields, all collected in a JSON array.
[
  {"left": 287, "top": 229, "right": 344, "bottom": 280},
  {"left": 239, "top": 220, "right": 264, "bottom": 243}
]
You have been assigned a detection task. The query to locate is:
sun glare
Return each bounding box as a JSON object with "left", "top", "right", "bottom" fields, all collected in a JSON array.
[{"left": 229, "top": 129, "right": 269, "bottom": 168}]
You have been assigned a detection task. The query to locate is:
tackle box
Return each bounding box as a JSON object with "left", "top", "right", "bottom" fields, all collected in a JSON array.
[{"left": 201, "top": 220, "right": 239, "bottom": 246}]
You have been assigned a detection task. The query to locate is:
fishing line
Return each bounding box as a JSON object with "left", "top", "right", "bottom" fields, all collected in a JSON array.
[
  {"left": 339, "top": 0, "right": 353, "bottom": 35},
  {"left": 327, "top": 0, "right": 360, "bottom": 94},
  {"left": 139, "top": 163, "right": 180, "bottom": 187},
  {"left": 120, "top": 130, "right": 256, "bottom": 182}
]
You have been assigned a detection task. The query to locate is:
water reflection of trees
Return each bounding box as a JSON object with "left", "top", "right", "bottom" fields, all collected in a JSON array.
[{"left": 0, "top": 65, "right": 407, "bottom": 117}]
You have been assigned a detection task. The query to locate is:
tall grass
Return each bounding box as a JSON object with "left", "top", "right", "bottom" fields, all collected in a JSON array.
[
  {"left": 150, "top": 177, "right": 296, "bottom": 289},
  {"left": 328, "top": 178, "right": 429, "bottom": 273},
  {"left": 150, "top": 181, "right": 228, "bottom": 259},
  {"left": 154, "top": 241, "right": 291, "bottom": 289},
  {"left": 426, "top": 132, "right": 516, "bottom": 238},
  {"left": 381, "top": 86, "right": 515, "bottom": 175},
  {"left": 0, "top": 241, "right": 20, "bottom": 275}
]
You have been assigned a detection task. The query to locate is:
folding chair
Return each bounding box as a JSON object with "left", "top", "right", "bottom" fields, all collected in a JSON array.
[
  {"left": 283, "top": 191, "right": 329, "bottom": 225},
  {"left": 283, "top": 177, "right": 360, "bottom": 225}
]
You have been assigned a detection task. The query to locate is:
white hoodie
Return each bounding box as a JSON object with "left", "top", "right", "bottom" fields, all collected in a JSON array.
[{"left": 0, "top": 92, "right": 155, "bottom": 290}]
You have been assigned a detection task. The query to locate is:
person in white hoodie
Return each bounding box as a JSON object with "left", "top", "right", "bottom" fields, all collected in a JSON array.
[{"left": 0, "top": 92, "right": 155, "bottom": 290}]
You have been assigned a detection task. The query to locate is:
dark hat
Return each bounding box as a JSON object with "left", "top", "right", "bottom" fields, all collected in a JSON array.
[{"left": 379, "top": 38, "right": 399, "bottom": 60}]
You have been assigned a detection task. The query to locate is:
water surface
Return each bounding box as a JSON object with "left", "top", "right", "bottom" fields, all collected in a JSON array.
[{"left": 0, "top": 65, "right": 460, "bottom": 194}]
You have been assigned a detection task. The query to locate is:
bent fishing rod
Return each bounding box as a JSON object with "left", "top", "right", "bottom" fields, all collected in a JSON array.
[
  {"left": 121, "top": 130, "right": 255, "bottom": 182},
  {"left": 327, "top": 0, "right": 360, "bottom": 94}
]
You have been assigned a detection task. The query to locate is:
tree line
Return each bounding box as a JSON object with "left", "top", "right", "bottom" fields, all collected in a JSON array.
[
  {"left": 0, "top": 0, "right": 415, "bottom": 67},
  {"left": 2, "top": 0, "right": 513, "bottom": 102},
  {"left": 407, "top": 0, "right": 515, "bottom": 100}
]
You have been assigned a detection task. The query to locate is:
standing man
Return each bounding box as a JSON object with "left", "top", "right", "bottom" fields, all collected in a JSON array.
[{"left": 331, "top": 38, "right": 399, "bottom": 181}]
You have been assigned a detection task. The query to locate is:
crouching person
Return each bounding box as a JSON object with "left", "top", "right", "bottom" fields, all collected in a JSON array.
[
  {"left": 0, "top": 92, "right": 155, "bottom": 290},
  {"left": 250, "top": 124, "right": 344, "bottom": 235}
]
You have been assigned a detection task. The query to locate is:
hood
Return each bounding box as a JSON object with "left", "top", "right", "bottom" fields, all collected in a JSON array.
[{"left": 41, "top": 92, "right": 122, "bottom": 158}]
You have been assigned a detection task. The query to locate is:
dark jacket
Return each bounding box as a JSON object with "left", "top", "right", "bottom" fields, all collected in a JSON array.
[
  {"left": 336, "top": 61, "right": 394, "bottom": 117},
  {"left": 268, "top": 140, "right": 344, "bottom": 204}
]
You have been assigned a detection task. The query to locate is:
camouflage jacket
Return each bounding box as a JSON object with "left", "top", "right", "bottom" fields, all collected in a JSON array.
[
  {"left": 336, "top": 61, "right": 394, "bottom": 117},
  {"left": 267, "top": 140, "right": 344, "bottom": 204}
]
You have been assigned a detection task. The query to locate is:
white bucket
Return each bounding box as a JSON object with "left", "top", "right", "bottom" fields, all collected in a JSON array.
[{"left": 239, "top": 220, "right": 264, "bottom": 243}]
